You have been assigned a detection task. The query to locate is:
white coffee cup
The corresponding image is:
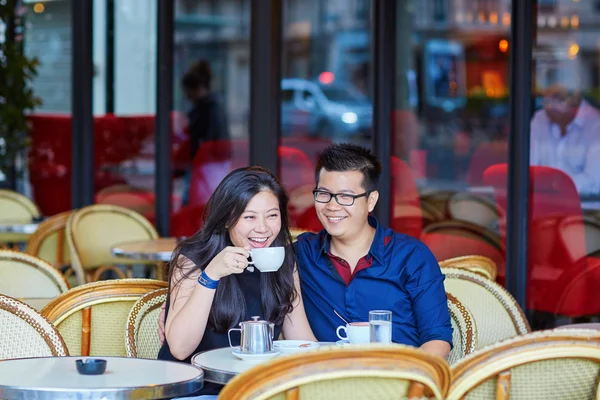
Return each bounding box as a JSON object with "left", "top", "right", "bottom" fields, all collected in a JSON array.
[
  {"left": 248, "top": 247, "right": 285, "bottom": 272},
  {"left": 336, "top": 322, "right": 370, "bottom": 344}
]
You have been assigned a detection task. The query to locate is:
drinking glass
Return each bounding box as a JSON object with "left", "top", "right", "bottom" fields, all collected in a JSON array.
[{"left": 369, "top": 310, "right": 392, "bottom": 343}]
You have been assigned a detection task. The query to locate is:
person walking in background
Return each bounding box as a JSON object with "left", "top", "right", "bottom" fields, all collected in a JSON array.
[{"left": 181, "top": 60, "right": 230, "bottom": 160}]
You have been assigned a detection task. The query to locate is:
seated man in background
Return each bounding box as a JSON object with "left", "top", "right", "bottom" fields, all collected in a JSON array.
[
  {"left": 295, "top": 143, "right": 452, "bottom": 358},
  {"left": 160, "top": 143, "right": 452, "bottom": 358},
  {"left": 530, "top": 81, "right": 600, "bottom": 194}
]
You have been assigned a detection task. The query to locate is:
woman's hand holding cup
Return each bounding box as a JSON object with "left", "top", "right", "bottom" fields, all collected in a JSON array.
[{"left": 204, "top": 246, "right": 250, "bottom": 280}]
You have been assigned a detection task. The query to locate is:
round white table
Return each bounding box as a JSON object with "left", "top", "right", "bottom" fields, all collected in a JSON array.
[
  {"left": 111, "top": 238, "right": 177, "bottom": 262},
  {"left": 0, "top": 356, "right": 203, "bottom": 399},
  {"left": 0, "top": 222, "right": 39, "bottom": 235},
  {"left": 192, "top": 343, "right": 334, "bottom": 384}
]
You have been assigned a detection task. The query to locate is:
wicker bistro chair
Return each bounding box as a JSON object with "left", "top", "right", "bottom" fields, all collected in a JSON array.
[
  {"left": 219, "top": 345, "right": 451, "bottom": 400},
  {"left": 0, "top": 250, "right": 69, "bottom": 310},
  {"left": 448, "top": 192, "right": 503, "bottom": 232},
  {"left": 26, "top": 211, "right": 72, "bottom": 270},
  {"left": 0, "top": 189, "right": 41, "bottom": 244},
  {"left": 447, "top": 292, "right": 478, "bottom": 366},
  {"left": 448, "top": 329, "right": 600, "bottom": 400},
  {"left": 0, "top": 294, "right": 69, "bottom": 359},
  {"left": 442, "top": 268, "right": 530, "bottom": 349},
  {"left": 439, "top": 255, "right": 498, "bottom": 281},
  {"left": 66, "top": 204, "right": 161, "bottom": 285},
  {"left": 40, "top": 279, "right": 167, "bottom": 357},
  {"left": 125, "top": 288, "right": 168, "bottom": 358}
]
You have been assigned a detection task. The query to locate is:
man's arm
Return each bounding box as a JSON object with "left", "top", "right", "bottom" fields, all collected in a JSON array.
[
  {"left": 420, "top": 340, "right": 451, "bottom": 359},
  {"left": 405, "top": 244, "right": 453, "bottom": 359},
  {"left": 571, "top": 142, "right": 600, "bottom": 194}
]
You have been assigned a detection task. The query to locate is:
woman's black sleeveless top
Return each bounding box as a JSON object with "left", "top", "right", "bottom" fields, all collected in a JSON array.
[{"left": 157, "top": 246, "right": 283, "bottom": 396}]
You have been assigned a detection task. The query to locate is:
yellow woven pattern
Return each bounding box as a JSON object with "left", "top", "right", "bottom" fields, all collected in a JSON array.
[
  {"left": 464, "top": 359, "right": 600, "bottom": 400},
  {"left": 221, "top": 344, "right": 449, "bottom": 400},
  {"left": 0, "top": 295, "right": 68, "bottom": 359},
  {"left": 34, "top": 231, "right": 71, "bottom": 266},
  {"left": 67, "top": 204, "right": 158, "bottom": 268},
  {"left": 44, "top": 279, "right": 167, "bottom": 356},
  {"left": 0, "top": 190, "right": 40, "bottom": 221},
  {"left": 443, "top": 268, "right": 529, "bottom": 348},
  {"left": 447, "top": 294, "right": 477, "bottom": 366},
  {"left": 25, "top": 211, "right": 72, "bottom": 267},
  {"left": 90, "top": 301, "right": 136, "bottom": 356},
  {"left": 125, "top": 288, "right": 167, "bottom": 358},
  {"left": 57, "top": 311, "right": 83, "bottom": 356},
  {"left": 0, "top": 251, "right": 69, "bottom": 299},
  {"left": 265, "top": 377, "right": 411, "bottom": 400},
  {"left": 450, "top": 329, "right": 600, "bottom": 400}
]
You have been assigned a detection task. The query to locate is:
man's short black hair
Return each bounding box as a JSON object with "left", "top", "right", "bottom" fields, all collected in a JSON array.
[{"left": 315, "top": 143, "right": 382, "bottom": 191}]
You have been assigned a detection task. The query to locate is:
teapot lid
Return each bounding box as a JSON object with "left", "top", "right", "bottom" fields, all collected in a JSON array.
[{"left": 241, "top": 316, "right": 268, "bottom": 325}]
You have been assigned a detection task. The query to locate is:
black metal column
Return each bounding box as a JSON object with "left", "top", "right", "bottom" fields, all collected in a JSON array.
[
  {"left": 506, "top": 0, "right": 535, "bottom": 309},
  {"left": 155, "top": 0, "right": 174, "bottom": 236},
  {"left": 105, "top": 0, "right": 115, "bottom": 114},
  {"left": 249, "top": 0, "right": 281, "bottom": 174},
  {"left": 71, "top": 0, "right": 94, "bottom": 208},
  {"left": 372, "top": 0, "right": 395, "bottom": 226}
]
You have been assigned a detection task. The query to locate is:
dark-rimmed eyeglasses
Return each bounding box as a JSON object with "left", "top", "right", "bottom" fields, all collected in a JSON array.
[{"left": 313, "top": 190, "right": 371, "bottom": 206}]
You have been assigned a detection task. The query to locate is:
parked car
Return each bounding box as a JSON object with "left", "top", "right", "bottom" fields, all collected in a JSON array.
[{"left": 281, "top": 78, "right": 372, "bottom": 139}]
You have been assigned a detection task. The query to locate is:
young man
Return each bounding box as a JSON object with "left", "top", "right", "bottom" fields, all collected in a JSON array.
[
  {"left": 159, "top": 143, "right": 452, "bottom": 357},
  {"left": 295, "top": 143, "right": 452, "bottom": 358}
]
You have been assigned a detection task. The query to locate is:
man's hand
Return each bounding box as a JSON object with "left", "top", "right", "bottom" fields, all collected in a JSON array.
[{"left": 158, "top": 301, "right": 166, "bottom": 345}]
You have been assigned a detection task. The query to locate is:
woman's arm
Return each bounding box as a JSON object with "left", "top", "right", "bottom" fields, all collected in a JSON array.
[
  {"left": 166, "top": 246, "right": 250, "bottom": 360},
  {"left": 164, "top": 256, "right": 216, "bottom": 360},
  {"left": 281, "top": 266, "right": 317, "bottom": 341}
]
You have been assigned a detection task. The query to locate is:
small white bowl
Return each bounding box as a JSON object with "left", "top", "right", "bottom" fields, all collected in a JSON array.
[{"left": 273, "top": 340, "right": 320, "bottom": 354}]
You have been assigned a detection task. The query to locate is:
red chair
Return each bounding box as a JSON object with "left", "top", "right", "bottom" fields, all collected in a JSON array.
[
  {"left": 170, "top": 204, "right": 205, "bottom": 238},
  {"left": 420, "top": 220, "right": 506, "bottom": 281},
  {"left": 466, "top": 141, "right": 508, "bottom": 185},
  {"left": 186, "top": 140, "right": 313, "bottom": 220},
  {"left": 187, "top": 140, "right": 248, "bottom": 207},
  {"left": 483, "top": 164, "right": 600, "bottom": 316},
  {"left": 281, "top": 137, "right": 332, "bottom": 166},
  {"left": 28, "top": 114, "right": 73, "bottom": 215},
  {"left": 390, "top": 156, "right": 422, "bottom": 238}
]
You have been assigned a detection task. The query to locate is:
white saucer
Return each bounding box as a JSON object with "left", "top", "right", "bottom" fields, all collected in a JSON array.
[
  {"left": 273, "top": 340, "right": 320, "bottom": 354},
  {"left": 231, "top": 348, "right": 280, "bottom": 363},
  {"left": 336, "top": 339, "right": 369, "bottom": 345}
]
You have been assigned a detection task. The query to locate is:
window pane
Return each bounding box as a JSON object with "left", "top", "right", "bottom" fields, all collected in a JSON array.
[
  {"left": 526, "top": 0, "right": 600, "bottom": 329},
  {"left": 395, "top": 1, "right": 510, "bottom": 292},
  {"left": 170, "top": 0, "right": 250, "bottom": 237},
  {"left": 281, "top": 0, "right": 372, "bottom": 232},
  {"left": 23, "top": 0, "right": 73, "bottom": 217},
  {"left": 92, "top": 0, "right": 158, "bottom": 229}
]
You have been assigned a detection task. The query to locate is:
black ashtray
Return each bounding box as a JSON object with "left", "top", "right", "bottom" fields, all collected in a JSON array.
[{"left": 75, "top": 359, "right": 107, "bottom": 375}]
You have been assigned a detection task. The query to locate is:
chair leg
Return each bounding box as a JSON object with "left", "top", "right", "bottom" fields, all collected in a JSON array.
[
  {"left": 495, "top": 371, "right": 511, "bottom": 400},
  {"left": 408, "top": 382, "right": 425, "bottom": 399},
  {"left": 90, "top": 265, "right": 127, "bottom": 282},
  {"left": 285, "top": 387, "right": 299, "bottom": 400},
  {"left": 81, "top": 307, "right": 92, "bottom": 356}
]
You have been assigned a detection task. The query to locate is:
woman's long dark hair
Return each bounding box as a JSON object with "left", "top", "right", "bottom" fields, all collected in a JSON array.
[{"left": 169, "top": 166, "right": 297, "bottom": 333}]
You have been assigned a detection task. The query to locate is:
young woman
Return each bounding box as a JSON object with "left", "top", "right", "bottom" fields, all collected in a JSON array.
[{"left": 158, "top": 166, "right": 316, "bottom": 398}]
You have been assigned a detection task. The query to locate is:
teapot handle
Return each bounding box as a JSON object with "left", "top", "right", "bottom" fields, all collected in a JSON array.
[{"left": 227, "top": 328, "right": 241, "bottom": 348}]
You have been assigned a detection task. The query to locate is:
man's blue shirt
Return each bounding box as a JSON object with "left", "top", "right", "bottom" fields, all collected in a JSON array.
[{"left": 296, "top": 216, "right": 453, "bottom": 347}]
